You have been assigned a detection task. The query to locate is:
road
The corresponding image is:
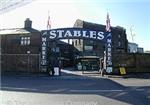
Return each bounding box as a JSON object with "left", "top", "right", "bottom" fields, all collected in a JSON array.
[{"left": 1, "top": 74, "right": 150, "bottom": 105}]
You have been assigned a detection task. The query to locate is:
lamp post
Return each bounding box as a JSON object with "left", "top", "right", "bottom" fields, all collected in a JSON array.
[{"left": 27, "top": 51, "right": 30, "bottom": 73}]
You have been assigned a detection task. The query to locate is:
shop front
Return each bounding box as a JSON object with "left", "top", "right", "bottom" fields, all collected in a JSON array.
[{"left": 76, "top": 56, "right": 100, "bottom": 71}]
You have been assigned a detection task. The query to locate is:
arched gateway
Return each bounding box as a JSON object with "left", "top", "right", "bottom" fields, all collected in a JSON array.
[{"left": 41, "top": 28, "right": 112, "bottom": 75}]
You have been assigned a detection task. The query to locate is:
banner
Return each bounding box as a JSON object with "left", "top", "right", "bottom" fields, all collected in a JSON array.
[
  {"left": 105, "top": 13, "right": 113, "bottom": 73},
  {"left": 42, "top": 28, "right": 106, "bottom": 41},
  {"left": 41, "top": 31, "right": 47, "bottom": 67}
]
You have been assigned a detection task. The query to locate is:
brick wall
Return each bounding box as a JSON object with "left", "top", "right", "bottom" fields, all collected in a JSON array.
[{"left": 113, "top": 53, "right": 150, "bottom": 73}]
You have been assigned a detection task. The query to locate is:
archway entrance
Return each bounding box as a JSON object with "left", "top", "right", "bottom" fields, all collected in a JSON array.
[{"left": 41, "top": 28, "right": 107, "bottom": 76}]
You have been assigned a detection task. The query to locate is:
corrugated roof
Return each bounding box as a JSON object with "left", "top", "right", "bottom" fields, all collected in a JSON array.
[{"left": 78, "top": 56, "right": 100, "bottom": 59}]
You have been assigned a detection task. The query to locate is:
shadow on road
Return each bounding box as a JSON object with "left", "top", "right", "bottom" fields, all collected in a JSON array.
[{"left": 1, "top": 71, "right": 150, "bottom": 105}]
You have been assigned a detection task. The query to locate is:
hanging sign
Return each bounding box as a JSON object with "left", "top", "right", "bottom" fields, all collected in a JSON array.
[{"left": 42, "top": 28, "right": 106, "bottom": 41}]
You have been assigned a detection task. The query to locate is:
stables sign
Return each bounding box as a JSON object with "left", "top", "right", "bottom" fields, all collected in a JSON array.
[
  {"left": 42, "top": 28, "right": 106, "bottom": 41},
  {"left": 41, "top": 28, "right": 106, "bottom": 70}
]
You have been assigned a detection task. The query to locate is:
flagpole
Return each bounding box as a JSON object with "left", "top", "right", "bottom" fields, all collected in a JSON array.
[
  {"left": 105, "top": 12, "right": 113, "bottom": 74},
  {"left": 47, "top": 11, "right": 51, "bottom": 30}
]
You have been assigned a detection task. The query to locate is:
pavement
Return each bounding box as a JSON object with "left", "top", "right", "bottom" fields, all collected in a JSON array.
[{"left": 1, "top": 69, "right": 150, "bottom": 105}]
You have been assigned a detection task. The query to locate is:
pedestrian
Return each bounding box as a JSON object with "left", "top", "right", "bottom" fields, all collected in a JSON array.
[
  {"left": 51, "top": 66, "right": 55, "bottom": 76},
  {"left": 100, "top": 58, "right": 104, "bottom": 76},
  {"left": 47, "top": 63, "right": 55, "bottom": 76},
  {"left": 47, "top": 64, "right": 51, "bottom": 76}
]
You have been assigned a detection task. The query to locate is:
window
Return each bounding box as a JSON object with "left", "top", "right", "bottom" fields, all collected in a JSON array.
[
  {"left": 21, "top": 36, "right": 30, "bottom": 45},
  {"left": 27, "top": 37, "right": 30, "bottom": 45},
  {"left": 118, "top": 34, "right": 121, "bottom": 38}
]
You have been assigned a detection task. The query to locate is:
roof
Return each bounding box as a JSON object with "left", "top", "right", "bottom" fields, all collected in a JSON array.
[
  {"left": 74, "top": 19, "right": 125, "bottom": 31},
  {"left": 57, "top": 40, "right": 69, "bottom": 45},
  {"left": 77, "top": 56, "right": 100, "bottom": 59},
  {"left": 128, "top": 42, "right": 138, "bottom": 46},
  {"left": 0, "top": 28, "right": 40, "bottom": 35}
]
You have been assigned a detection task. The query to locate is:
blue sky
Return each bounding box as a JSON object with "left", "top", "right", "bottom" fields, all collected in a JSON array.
[{"left": 0, "top": 0, "right": 150, "bottom": 50}]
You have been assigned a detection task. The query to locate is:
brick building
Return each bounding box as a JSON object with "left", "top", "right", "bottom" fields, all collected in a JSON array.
[
  {"left": 72, "top": 19, "right": 128, "bottom": 71},
  {"left": 0, "top": 19, "right": 75, "bottom": 73},
  {"left": 0, "top": 18, "right": 41, "bottom": 73}
]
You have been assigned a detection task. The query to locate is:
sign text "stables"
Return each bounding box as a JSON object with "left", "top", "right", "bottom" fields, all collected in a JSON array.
[{"left": 42, "top": 28, "right": 105, "bottom": 41}]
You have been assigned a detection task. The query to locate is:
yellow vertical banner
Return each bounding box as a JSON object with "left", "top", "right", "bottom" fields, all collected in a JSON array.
[{"left": 119, "top": 67, "right": 126, "bottom": 75}]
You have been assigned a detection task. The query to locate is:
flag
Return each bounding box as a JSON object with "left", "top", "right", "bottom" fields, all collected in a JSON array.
[
  {"left": 47, "top": 11, "right": 51, "bottom": 30},
  {"left": 105, "top": 13, "right": 111, "bottom": 32}
]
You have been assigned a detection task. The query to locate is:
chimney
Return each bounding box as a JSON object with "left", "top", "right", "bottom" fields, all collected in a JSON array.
[{"left": 24, "top": 18, "right": 32, "bottom": 29}]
